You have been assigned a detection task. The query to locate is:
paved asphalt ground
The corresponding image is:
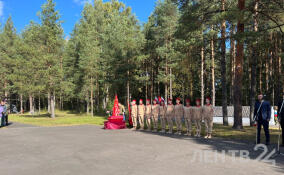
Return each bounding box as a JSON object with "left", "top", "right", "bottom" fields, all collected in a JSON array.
[{"left": 1, "top": 123, "right": 284, "bottom": 175}]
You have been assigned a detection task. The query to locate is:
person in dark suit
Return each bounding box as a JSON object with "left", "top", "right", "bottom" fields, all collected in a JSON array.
[
  {"left": 254, "top": 94, "right": 271, "bottom": 145},
  {"left": 0, "top": 99, "right": 7, "bottom": 127},
  {"left": 277, "top": 92, "right": 284, "bottom": 147}
]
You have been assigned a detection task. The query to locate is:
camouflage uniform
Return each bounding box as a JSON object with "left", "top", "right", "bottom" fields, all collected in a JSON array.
[
  {"left": 152, "top": 103, "right": 160, "bottom": 132},
  {"left": 184, "top": 106, "right": 193, "bottom": 135},
  {"left": 202, "top": 105, "right": 214, "bottom": 136},
  {"left": 131, "top": 103, "right": 138, "bottom": 129},
  {"left": 174, "top": 104, "right": 184, "bottom": 134},
  {"left": 159, "top": 104, "right": 167, "bottom": 132},
  {"left": 166, "top": 104, "right": 174, "bottom": 134},
  {"left": 193, "top": 106, "right": 202, "bottom": 137},
  {"left": 145, "top": 104, "right": 152, "bottom": 131},
  {"left": 138, "top": 104, "right": 145, "bottom": 130}
]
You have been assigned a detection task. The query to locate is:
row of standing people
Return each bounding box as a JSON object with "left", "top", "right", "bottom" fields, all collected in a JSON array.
[{"left": 131, "top": 97, "right": 214, "bottom": 138}]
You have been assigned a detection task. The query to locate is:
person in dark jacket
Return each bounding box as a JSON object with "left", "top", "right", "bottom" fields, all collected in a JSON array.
[
  {"left": 0, "top": 99, "right": 7, "bottom": 127},
  {"left": 4, "top": 99, "right": 9, "bottom": 126},
  {"left": 254, "top": 94, "right": 271, "bottom": 145},
  {"left": 277, "top": 92, "right": 284, "bottom": 147}
]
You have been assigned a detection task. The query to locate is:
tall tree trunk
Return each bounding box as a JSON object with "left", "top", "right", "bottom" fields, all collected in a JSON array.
[
  {"left": 145, "top": 80, "right": 148, "bottom": 101},
  {"left": 54, "top": 91, "right": 56, "bottom": 112},
  {"left": 91, "top": 77, "right": 94, "bottom": 117},
  {"left": 201, "top": 45, "right": 205, "bottom": 106},
  {"left": 210, "top": 30, "right": 216, "bottom": 106},
  {"left": 233, "top": 0, "right": 245, "bottom": 129},
  {"left": 127, "top": 63, "right": 130, "bottom": 115},
  {"left": 29, "top": 94, "right": 34, "bottom": 115},
  {"left": 265, "top": 49, "right": 269, "bottom": 92},
  {"left": 51, "top": 93, "right": 55, "bottom": 118},
  {"left": 127, "top": 80, "right": 130, "bottom": 113},
  {"left": 274, "top": 32, "right": 280, "bottom": 104},
  {"left": 48, "top": 92, "right": 51, "bottom": 113},
  {"left": 170, "top": 68, "right": 173, "bottom": 100},
  {"left": 86, "top": 91, "right": 90, "bottom": 115},
  {"left": 20, "top": 94, "right": 23, "bottom": 114},
  {"left": 4, "top": 81, "right": 8, "bottom": 97},
  {"left": 249, "top": 0, "right": 258, "bottom": 126},
  {"left": 145, "top": 65, "right": 148, "bottom": 101},
  {"left": 105, "top": 85, "right": 109, "bottom": 110},
  {"left": 269, "top": 33, "right": 274, "bottom": 103},
  {"left": 165, "top": 59, "right": 168, "bottom": 103},
  {"left": 230, "top": 24, "right": 236, "bottom": 105},
  {"left": 151, "top": 65, "right": 154, "bottom": 102},
  {"left": 279, "top": 37, "right": 283, "bottom": 98},
  {"left": 190, "top": 78, "right": 193, "bottom": 100},
  {"left": 38, "top": 92, "right": 41, "bottom": 115},
  {"left": 221, "top": 0, "right": 228, "bottom": 125},
  {"left": 96, "top": 79, "right": 99, "bottom": 111}
]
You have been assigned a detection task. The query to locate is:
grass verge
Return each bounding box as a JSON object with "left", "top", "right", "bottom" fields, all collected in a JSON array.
[{"left": 9, "top": 110, "right": 107, "bottom": 127}]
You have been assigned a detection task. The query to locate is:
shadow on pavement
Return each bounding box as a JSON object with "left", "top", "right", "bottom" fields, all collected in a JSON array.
[{"left": 3, "top": 122, "right": 38, "bottom": 129}]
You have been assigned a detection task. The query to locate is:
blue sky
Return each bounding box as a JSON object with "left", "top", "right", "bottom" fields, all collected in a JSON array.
[{"left": 0, "top": 0, "right": 156, "bottom": 37}]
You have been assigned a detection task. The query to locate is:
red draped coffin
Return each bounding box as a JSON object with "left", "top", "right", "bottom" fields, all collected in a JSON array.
[{"left": 104, "top": 95, "right": 126, "bottom": 130}]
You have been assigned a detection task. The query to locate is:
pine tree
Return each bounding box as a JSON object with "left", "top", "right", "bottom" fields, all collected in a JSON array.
[
  {"left": 0, "top": 16, "right": 17, "bottom": 97},
  {"left": 38, "top": 0, "right": 64, "bottom": 118}
]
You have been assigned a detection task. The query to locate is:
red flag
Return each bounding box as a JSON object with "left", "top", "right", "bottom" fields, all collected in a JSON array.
[
  {"left": 128, "top": 101, "right": 133, "bottom": 126},
  {"left": 112, "top": 95, "right": 120, "bottom": 117}
]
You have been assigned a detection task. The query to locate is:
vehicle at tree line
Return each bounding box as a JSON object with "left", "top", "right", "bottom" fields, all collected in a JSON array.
[{"left": 0, "top": 0, "right": 282, "bottom": 129}]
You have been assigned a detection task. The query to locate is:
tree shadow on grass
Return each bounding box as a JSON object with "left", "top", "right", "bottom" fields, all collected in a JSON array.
[
  {"left": 134, "top": 127, "right": 284, "bottom": 174},
  {"left": 17, "top": 113, "right": 51, "bottom": 118}
]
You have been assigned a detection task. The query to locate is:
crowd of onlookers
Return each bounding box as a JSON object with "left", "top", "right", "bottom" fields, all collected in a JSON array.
[{"left": 0, "top": 99, "right": 9, "bottom": 127}]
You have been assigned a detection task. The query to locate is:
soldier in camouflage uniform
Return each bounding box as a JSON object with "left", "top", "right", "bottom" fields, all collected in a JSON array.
[
  {"left": 159, "top": 100, "right": 167, "bottom": 133},
  {"left": 151, "top": 99, "right": 160, "bottom": 132},
  {"left": 145, "top": 99, "right": 152, "bottom": 131},
  {"left": 203, "top": 97, "right": 214, "bottom": 139},
  {"left": 193, "top": 99, "right": 202, "bottom": 137},
  {"left": 166, "top": 99, "right": 174, "bottom": 134},
  {"left": 184, "top": 99, "right": 193, "bottom": 136},
  {"left": 174, "top": 98, "right": 184, "bottom": 135},
  {"left": 131, "top": 100, "right": 138, "bottom": 130},
  {"left": 138, "top": 99, "right": 145, "bottom": 130}
]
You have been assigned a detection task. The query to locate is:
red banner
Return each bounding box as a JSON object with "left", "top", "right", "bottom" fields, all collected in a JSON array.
[{"left": 112, "top": 95, "right": 120, "bottom": 117}]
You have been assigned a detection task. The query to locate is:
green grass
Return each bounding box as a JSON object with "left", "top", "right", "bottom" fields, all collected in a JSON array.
[
  {"left": 211, "top": 124, "right": 280, "bottom": 144},
  {"left": 146, "top": 123, "right": 281, "bottom": 144},
  {"left": 9, "top": 110, "right": 107, "bottom": 127}
]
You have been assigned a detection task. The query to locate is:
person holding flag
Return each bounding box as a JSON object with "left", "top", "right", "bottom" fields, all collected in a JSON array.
[
  {"left": 277, "top": 92, "right": 284, "bottom": 146},
  {"left": 138, "top": 99, "right": 145, "bottom": 130},
  {"left": 152, "top": 99, "right": 160, "bottom": 132}
]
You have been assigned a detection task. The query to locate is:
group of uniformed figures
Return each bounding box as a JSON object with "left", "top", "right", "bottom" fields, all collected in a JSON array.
[{"left": 130, "top": 97, "right": 214, "bottom": 138}]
